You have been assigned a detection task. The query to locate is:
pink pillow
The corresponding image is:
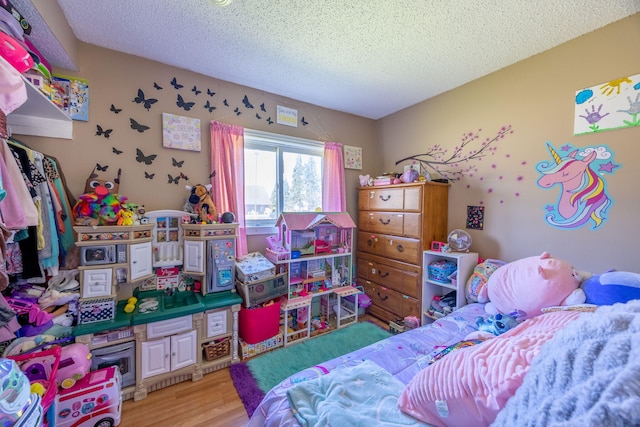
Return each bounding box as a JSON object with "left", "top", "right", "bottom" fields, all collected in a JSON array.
[
  {"left": 398, "top": 310, "right": 581, "bottom": 427},
  {"left": 487, "top": 252, "right": 581, "bottom": 319}
]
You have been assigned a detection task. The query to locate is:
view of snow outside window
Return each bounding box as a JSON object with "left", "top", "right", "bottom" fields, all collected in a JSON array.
[{"left": 245, "top": 148, "right": 323, "bottom": 227}]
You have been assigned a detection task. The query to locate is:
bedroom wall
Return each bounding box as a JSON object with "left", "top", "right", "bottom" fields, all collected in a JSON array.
[
  {"left": 376, "top": 13, "right": 640, "bottom": 273},
  {"left": 18, "top": 43, "right": 379, "bottom": 251}
]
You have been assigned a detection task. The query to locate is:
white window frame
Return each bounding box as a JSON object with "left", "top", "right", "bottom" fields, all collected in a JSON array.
[{"left": 244, "top": 128, "right": 324, "bottom": 235}]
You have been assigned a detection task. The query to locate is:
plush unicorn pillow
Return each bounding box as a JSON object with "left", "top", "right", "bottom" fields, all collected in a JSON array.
[{"left": 485, "top": 252, "right": 585, "bottom": 319}]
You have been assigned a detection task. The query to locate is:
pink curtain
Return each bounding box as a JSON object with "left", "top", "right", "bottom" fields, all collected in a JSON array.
[
  {"left": 210, "top": 121, "right": 247, "bottom": 256},
  {"left": 322, "top": 142, "right": 346, "bottom": 212}
]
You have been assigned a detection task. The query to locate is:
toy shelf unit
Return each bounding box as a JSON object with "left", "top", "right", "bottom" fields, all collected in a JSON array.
[
  {"left": 266, "top": 212, "right": 358, "bottom": 346},
  {"left": 421, "top": 250, "right": 478, "bottom": 325}
]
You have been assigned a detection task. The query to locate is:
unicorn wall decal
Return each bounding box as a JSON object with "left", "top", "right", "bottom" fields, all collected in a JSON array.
[{"left": 536, "top": 143, "right": 616, "bottom": 230}]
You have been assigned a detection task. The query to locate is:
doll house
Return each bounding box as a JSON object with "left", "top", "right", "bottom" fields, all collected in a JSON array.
[{"left": 266, "top": 212, "right": 360, "bottom": 345}]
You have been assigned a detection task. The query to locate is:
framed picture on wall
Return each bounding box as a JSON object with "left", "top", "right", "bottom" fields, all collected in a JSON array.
[
  {"left": 343, "top": 145, "right": 362, "bottom": 170},
  {"left": 162, "top": 113, "right": 201, "bottom": 151}
]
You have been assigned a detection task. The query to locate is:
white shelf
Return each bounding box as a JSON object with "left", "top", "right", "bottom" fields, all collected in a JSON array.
[
  {"left": 3, "top": 56, "right": 73, "bottom": 139},
  {"left": 421, "top": 250, "right": 478, "bottom": 326}
]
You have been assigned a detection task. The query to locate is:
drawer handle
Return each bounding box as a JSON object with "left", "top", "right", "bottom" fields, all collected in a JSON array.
[
  {"left": 379, "top": 218, "right": 390, "bottom": 225},
  {"left": 367, "top": 239, "right": 372, "bottom": 246},
  {"left": 379, "top": 271, "right": 389, "bottom": 278},
  {"left": 396, "top": 244, "right": 404, "bottom": 252},
  {"left": 377, "top": 292, "right": 389, "bottom": 301},
  {"left": 379, "top": 194, "right": 391, "bottom": 201}
]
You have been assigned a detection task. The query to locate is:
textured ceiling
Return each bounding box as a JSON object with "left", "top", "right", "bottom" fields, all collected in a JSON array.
[{"left": 13, "top": 1, "right": 640, "bottom": 119}]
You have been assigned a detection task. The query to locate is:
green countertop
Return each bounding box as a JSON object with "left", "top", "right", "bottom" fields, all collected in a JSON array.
[
  {"left": 73, "top": 300, "right": 134, "bottom": 336},
  {"left": 72, "top": 290, "right": 242, "bottom": 336}
]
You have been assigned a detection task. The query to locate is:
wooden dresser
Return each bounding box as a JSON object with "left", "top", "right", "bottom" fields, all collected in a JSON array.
[{"left": 356, "top": 182, "right": 449, "bottom": 324}]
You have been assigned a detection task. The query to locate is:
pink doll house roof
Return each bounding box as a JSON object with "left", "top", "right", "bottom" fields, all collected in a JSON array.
[{"left": 276, "top": 212, "right": 356, "bottom": 230}]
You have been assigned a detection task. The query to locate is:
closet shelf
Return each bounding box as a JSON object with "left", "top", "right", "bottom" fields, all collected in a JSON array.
[{"left": 3, "top": 57, "right": 73, "bottom": 139}]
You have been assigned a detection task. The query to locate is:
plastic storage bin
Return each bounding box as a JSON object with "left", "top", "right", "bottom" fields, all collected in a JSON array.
[
  {"left": 427, "top": 260, "right": 457, "bottom": 283},
  {"left": 344, "top": 291, "right": 372, "bottom": 316},
  {"left": 239, "top": 298, "right": 281, "bottom": 344}
]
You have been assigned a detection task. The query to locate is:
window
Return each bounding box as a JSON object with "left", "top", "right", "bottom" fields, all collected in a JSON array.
[{"left": 244, "top": 129, "right": 323, "bottom": 231}]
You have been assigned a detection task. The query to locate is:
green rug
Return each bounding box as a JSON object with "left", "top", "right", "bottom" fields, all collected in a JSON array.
[{"left": 247, "top": 322, "right": 391, "bottom": 393}]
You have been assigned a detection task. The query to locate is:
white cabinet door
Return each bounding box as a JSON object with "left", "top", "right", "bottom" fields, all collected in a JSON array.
[
  {"left": 171, "top": 330, "right": 197, "bottom": 371},
  {"left": 141, "top": 337, "right": 170, "bottom": 379},
  {"left": 206, "top": 309, "right": 228, "bottom": 338},
  {"left": 130, "top": 241, "right": 153, "bottom": 280},
  {"left": 183, "top": 240, "right": 204, "bottom": 273},
  {"left": 81, "top": 268, "right": 113, "bottom": 298}
]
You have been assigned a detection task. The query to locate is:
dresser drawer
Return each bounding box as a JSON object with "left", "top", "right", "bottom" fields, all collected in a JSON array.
[
  {"left": 358, "top": 211, "right": 421, "bottom": 238},
  {"left": 357, "top": 231, "right": 421, "bottom": 265},
  {"left": 358, "top": 185, "right": 423, "bottom": 211},
  {"left": 359, "top": 279, "right": 420, "bottom": 320},
  {"left": 356, "top": 256, "right": 420, "bottom": 298}
]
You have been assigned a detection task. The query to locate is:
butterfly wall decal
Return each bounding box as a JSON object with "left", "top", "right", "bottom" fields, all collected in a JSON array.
[
  {"left": 130, "top": 118, "right": 150, "bottom": 133},
  {"left": 256, "top": 113, "right": 261, "bottom": 120},
  {"left": 266, "top": 117, "right": 274, "bottom": 125},
  {"left": 176, "top": 94, "right": 195, "bottom": 111},
  {"left": 145, "top": 171, "right": 155, "bottom": 179},
  {"left": 167, "top": 174, "right": 180, "bottom": 184},
  {"left": 172, "top": 158, "right": 184, "bottom": 168},
  {"left": 133, "top": 89, "right": 158, "bottom": 111},
  {"left": 109, "top": 104, "right": 122, "bottom": 114},
  {"left": 153, "top": 82, "right": 163, "bottom": 90},
  {"left": 204, "top": 100, "right": 216, "bottom": 113},
  {"left": 112, "top": 147, "right": 123, "bottom": 155},
  {"left": 242, "top": 95, "right": 254, "bottom": 109},
  {"left": 136, "top": 148, "right": 157, "bottom": 165},
  {"left": 179, "top": 172, "right": 190, "bottom": 181},
  {"left": 96, "top": 163, "right": 108, "bottom": 172},
  {"left": 170, "top": 77, "right": 183, "bottom": 89},
  {"left": 207, "top": 89, "right": 215, "bottom": 97},
  {"left": 301, "top": 116, "right": 308, "bottom": 126},
  {"left": 223, "top": 99, "right": 229, "bottom": 107},
  {"left": 192, "top": 85, "right": 201, "bottom": 95},
  {"left": 260, "top": 103, "right": 266, "bottom": 112},
  {"left": 234, "top": 107, "right": 241, "bottom": 116},
  {"left": 96, "top": 125, "right": 113, "bottom": 139},
  {"left": 209, "top": 170, "right": 217, "bottom": 178}
]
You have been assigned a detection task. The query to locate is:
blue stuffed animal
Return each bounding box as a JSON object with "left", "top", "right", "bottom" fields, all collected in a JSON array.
[
  {"left": 583, "top": 271, "right": 640, "bottom": 306},
  {"left": 475, "top": 312, "right": 520, "bottom": 336}
]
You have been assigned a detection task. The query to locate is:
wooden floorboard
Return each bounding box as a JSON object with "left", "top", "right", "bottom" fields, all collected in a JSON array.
[{"left": 120, "top": 315, "right": 387, "bottom": 426}]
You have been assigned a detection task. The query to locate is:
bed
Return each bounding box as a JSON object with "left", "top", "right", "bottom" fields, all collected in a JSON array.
[
  {"left": 248, "top": 303, "right": 486, "bottom": 426},
  {"left": 248, "top": 254, "right": 640, "bottom": 427}
]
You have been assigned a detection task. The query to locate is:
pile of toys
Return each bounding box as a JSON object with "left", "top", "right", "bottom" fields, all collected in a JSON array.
[{"left": 1, "top": 340, "right": 122, "bottom": 427}]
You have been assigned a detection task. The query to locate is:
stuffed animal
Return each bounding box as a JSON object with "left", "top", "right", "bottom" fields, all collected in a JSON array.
[
  {"left": 116, "top": 208, "right": 134, "bottom": 226},
  {"left": 476, "top": 312, "right": 520, "bottom": 336},
  {"left": 465, "top": 259, "right": 507, "bottom": 303},
  {"left": 186, "top": 184, "right": 217, "bottom": 223},
  {"left": 72, "top": 167, "right": 127, "bottom": 226},
  {"left": 485, "top": 251, "right": 586, "bottom": 319},
  {"left": 582, "top": 271, "right": 640, "bottom": 306}
]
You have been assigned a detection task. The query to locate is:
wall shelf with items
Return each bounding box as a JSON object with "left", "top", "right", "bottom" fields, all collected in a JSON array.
[
  {"left": 421, "top": 250, "right": 478, "bottom": 325},
  {"left": 2, "top": 56, "right": 72, "bottom": 139}
]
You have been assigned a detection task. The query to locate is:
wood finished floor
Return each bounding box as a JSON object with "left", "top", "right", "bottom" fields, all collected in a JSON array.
[{"left": 120, "top": 315, "right": 387, "bottom": 427}]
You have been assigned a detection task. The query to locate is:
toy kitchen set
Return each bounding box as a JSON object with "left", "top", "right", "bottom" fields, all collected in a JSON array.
[{"left": 72, "top": 210, "right": 243, "bottom": 401}]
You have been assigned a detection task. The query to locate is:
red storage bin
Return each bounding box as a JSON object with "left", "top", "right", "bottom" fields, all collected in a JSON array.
[{"left": 239, "top": 298, "right": 281, "bottom": 344}]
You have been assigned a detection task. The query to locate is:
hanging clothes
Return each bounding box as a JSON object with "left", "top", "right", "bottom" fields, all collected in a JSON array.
[{"left": 0, "top": 137, "right": 38, "bottom": 228}]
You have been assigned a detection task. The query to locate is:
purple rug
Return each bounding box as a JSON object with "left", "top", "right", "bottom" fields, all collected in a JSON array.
[{"left": 230, "top": 362, "right": 265, "bottom": 417}]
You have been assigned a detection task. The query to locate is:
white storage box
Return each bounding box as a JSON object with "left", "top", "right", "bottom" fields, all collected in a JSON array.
[{"left": 236, "top": 252, "right": 276, "bottom": 284}]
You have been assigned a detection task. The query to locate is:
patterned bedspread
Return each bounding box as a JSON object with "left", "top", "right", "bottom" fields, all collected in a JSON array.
[{"left": 248, "top": 303, "right": 486, "bottom": 427}]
